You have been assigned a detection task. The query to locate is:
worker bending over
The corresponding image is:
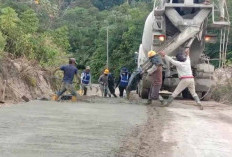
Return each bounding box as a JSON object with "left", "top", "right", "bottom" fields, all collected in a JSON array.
[
  {"left": 53, "top": 58, "right": 80, "bottom": 102},
  {"left": 160, "top": 48, "right": 203, "bottom": 110},
  {"left": 81, "top": 66, "right": 92, "bottom": 95},
  {"left": 98, "top": 69, "right": 111, "bottom": 97},
  {"left": 146, "top": 51, "right": 164, "bottom": 105},
  {"left": 116, "top": 67, "right": 130, "bottom": 98}
]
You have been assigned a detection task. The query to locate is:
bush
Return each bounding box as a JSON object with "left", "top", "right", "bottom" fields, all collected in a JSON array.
[
  {"left": 29, "top": 34, "right": 68, "bottom": 67},
  {"left": 0, "top": 31, "right": 6, "bottom": 56},
  {"left": 212, "top": 78, "right": 232, "bottom": 104},
  {"left": 22, "top": 74, "right": 37, "bottom": 87}
]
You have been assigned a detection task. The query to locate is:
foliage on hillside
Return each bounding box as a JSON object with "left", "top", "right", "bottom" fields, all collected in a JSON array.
[
  {"left": 0, "top": 2, "right": 69, "bottom": 66},
  {"left": 0, "top": 0, "right": 231, "bottom": 81}
]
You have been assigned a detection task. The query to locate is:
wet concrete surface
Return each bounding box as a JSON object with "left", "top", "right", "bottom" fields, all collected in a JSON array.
[
  {"left": 0, "top": 100, "right": 147, "bottom": 157},
  {"left": 1, "top": 96, "right": 232, "bottom": 157}
]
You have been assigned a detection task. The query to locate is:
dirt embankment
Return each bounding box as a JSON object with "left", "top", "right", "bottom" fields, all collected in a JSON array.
[
  {"left": 212, "top": 67, "right": 232, "bottom": 104},
  {"left": 0, "top": 57, "right": 55, "bottom": 103}
]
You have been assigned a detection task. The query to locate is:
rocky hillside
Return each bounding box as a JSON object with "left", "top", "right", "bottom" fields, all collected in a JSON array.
[
  {"left": 0, "top": 56, "right": 55, "bottom": 103},
  {"left": 212, "top": 67, "right": 232, "bottom": 104}
]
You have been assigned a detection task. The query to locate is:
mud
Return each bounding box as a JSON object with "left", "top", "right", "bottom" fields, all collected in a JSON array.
[
  {"left": 118, "top": 99, "right": 232, "bottom": 157},
  {"left": 117, "top": 105, "right": 174, "bottom": 157}
]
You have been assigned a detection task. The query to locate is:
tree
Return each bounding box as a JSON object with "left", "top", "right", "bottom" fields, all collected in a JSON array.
[
  {"left": 50, "top": 26, "right": 70, "bottom": 51},
  {"left": 92, "top": 0, "right": 125, "bottom": 10},
  {"left": 59, "top": 7, "right": 99, "bottom": 65},
  {"left": 89, "top": 3, "right": 150, "bottom": 80},
  {"left": 19, "top": 9, "right": 39, "bottom": 34},
  {"left": 0, "top": 7, "right": 19, "bottom": 34}
]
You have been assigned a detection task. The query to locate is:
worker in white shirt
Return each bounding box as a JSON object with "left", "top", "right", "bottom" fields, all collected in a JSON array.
[{"left": 160, "top": 48, "right": 203, "bottom": 110}]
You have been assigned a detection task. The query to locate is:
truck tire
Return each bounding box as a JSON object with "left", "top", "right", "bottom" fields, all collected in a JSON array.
[
  {"left": 141, "top": 89, "right": 149, "bottom": 99},
  {"left": 182, "top": 88, "right": 193, "bottom": 99},
  {"left": 138, "top": 78, "right": 150, "bottom": 99}
]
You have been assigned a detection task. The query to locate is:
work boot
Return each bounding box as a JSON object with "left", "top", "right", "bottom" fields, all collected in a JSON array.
[
  {"left": 158, "top": 95, "right": 165, "bottom": 106},
  {"left": 71, "top": 96, "right": 77, "bottom": 102},
  {"left": 52, "top": 94, "right": 59, "bottom": 101},
  {"left": 163, "top": 95, "right": 174, "bottom": 107},
  {"left": 145, "top": 99, "right": 152, "bottom": 105},
  {"left": 193, "top": 96, "right": 204, "bottom": 110}
]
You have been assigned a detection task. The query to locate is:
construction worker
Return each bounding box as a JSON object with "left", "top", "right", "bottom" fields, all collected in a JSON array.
[
  {"left": 81, "top": 66, "right": 92, "bottom": 96},
  {"left": 53, "top": 58, "right": 80, "bottom": 102},
  {"left": 160, "top": 48, "right": 204, "bottom": 110},
  {"left": 98, "top": 69, "right": 111, "bottom": 97},
  {"left": 116, "top": 67, "right": 130, "bottom": 97},
  {"left": 146, "top": 51, "right": 164, "bottom": 105},
  {"left": 108, "top": 72, "right": 117, "bottom": 97}
]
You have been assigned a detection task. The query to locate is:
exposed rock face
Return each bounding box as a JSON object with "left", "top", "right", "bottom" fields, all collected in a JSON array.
[
  {"left": 214, "top": 67, "right": 232, "bottom": 85},
  {"left": 212, "top": 67, "right": 232, "bottom": 104},
  {"left": 0, "top": 57, "right": 54, "bottom": 103}
]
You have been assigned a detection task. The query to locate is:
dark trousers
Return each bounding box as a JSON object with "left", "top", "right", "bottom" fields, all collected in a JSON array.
[
  {"left": 83, "top": 86, "right": 87, "bottom": 95},
  {"left": 109, "top": 86, "right": 117, "bottom": 97},
  {"left": 119, "top": 86, "right": 126, "bottom": 97},
  {"left": 149, "top": 84, "right": 161, "bottom": 100},
  {"left": 109, "top": 86, "right": 115, "bottom": 94}
]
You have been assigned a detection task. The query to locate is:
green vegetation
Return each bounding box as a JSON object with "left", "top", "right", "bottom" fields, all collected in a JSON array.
[
  {"left": 0, "top": 0, "right": 231, "bottom": 81},
  {"left": 0, "top": 31, "right": 6, "bottom": 54}
]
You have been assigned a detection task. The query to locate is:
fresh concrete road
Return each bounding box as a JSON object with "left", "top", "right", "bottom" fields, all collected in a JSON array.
[
  {"left": 0, "top": 99, "right": 147, "bottom": 157},
  {"left": 1, "top": 98, "right": 232, "bottom": 157}
]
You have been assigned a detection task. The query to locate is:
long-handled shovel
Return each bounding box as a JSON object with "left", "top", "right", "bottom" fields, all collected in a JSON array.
[{"left": 7, "top": 84, "right": 30, "bottom": 102}]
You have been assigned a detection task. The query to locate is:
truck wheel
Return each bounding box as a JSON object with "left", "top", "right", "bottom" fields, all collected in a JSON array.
[
  {"left": 182, "top": 88, "right": 193, "bottom": 99},
  {"left": 141, "top": 89, "right": 149, "bottom": 99}
]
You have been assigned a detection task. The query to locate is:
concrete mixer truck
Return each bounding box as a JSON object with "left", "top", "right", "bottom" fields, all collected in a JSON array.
[{"left": 130, "top": 0, "right": 230, "bottom": 100}]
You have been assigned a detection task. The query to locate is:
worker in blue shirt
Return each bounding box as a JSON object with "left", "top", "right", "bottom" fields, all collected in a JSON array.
[
  {"left": 53, "top": 58, "right": 80, "bottom": 102},
  {"left": 81, "top": 66, "right": 92, "bottom": 95},
  {"left": 116, "top": 67, "right": 131, "bottom": 97}
]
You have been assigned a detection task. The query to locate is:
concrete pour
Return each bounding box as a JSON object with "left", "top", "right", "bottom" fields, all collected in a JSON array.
[{"left": 0, "top": 100, "right": 147, "bottom": 157}]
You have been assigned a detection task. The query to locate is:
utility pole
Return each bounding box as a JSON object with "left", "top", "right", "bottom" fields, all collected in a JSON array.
[{"left": 106, "top": 26, "right": 109, "bottom": 69}]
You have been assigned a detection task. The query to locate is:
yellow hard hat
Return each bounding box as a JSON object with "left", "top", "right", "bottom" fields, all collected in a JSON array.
[
  {"left": 34, "top": 0, "right": 39, "bottom": 4},
  {"left": 148, "top": 51, "right": 157, "bottom": 58},
  {"left": 104, "top": 69, "right": 109, "bottom": 74}
]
